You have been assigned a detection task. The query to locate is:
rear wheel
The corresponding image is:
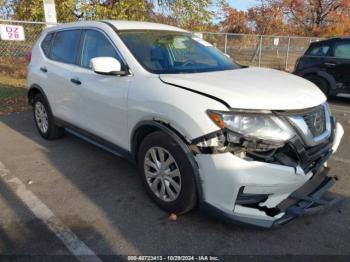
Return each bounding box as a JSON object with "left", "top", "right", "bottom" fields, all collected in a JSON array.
[
  {"left": 305, "top": 75, "right": 329, "bottom": 96},
  {"left": 138, "top": 131, "right": 197, "bottom": 214},
  {"left": 33, "top": 94, "right": 64, "bottom": 140}
]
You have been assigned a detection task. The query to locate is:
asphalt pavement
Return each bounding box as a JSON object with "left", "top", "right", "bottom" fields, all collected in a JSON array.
[{"left": 0, "top": 99, "right": 350, "bottom": 259}]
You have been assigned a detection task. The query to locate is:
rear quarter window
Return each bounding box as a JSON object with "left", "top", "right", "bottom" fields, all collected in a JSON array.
[
  {"left": 50, "top": 29, "right": 82, "bottom": 64},
  {"left": 41, "top": 33, "right": 54, "bottom": 57},
  {"left": 334, "top": 41, "right": 350, "bottom": 59}
]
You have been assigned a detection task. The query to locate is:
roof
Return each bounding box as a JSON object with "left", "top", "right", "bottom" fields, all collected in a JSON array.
[
  {"left": 103, "top": 20, "right": 187, "bottom": 32},
  {"left": 310, "top": 36, "right": 350, "bottom": 45}
]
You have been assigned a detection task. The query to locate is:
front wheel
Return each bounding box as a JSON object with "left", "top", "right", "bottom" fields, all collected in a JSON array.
[{"left": 138, "top": 131, "right": 197, "bottom": 214}]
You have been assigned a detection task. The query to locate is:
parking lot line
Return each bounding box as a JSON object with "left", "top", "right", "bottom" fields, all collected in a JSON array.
[{"left": 0, "top": 161, "right": 102, "bottom": 262}]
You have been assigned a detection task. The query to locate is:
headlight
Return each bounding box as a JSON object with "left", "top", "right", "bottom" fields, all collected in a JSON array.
[{"left": 207, "top": 110, "right": 295, "bottom": 143}]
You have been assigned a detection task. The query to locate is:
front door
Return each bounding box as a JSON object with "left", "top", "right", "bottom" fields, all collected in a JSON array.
[{"left": 70, "top": 29, "right": 131, "bottom": 150}]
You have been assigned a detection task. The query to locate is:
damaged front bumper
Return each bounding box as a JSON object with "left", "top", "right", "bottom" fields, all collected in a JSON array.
[{"left": 194, "top": 121, "right": 344, "bottom": 228}]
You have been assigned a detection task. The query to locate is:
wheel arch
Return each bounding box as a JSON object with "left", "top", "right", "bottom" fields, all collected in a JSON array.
[
  {"left": 131, "top": 120, "right": 190, "bottom": 160},
  {"left": 28, "top": 84, "right": 48, "bottom": 105},
  {"left": 131, "top": 120, "right": 204, "bottom": 204},
  {"left": 300, "top": 69, "right": 337, "bottom": 91}
]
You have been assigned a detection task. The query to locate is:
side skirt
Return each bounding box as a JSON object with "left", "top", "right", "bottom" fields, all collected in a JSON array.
[{"left": 55, "top": 118, "right": 135, "bottom": 163}]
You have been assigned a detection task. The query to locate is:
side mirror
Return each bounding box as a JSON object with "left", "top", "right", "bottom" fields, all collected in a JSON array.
[{"left": 90, "top": 57, "right": 128, "bottom": 76}]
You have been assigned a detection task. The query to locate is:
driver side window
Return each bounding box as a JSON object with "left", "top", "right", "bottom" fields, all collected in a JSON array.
[{"left": 80, "top": 29, "right": 121, "bottom": 68}]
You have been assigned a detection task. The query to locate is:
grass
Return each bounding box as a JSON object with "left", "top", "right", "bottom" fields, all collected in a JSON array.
[
  {"left": 0, "top": 85, "right": 27, "bottom": 99},
  {"left": 0, "top": 75, "right": 30, "bottom": 116}
]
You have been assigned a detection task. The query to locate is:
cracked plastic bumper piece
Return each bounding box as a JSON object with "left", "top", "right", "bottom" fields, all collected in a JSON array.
[{"left": 195, "top": 122, "right": 344, "bottom": 228}]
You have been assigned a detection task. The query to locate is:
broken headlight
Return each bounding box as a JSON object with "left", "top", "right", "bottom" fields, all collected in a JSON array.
[
  {"left": 207, "top": 110, "right": 295, "bottom": 143},
  {"left": 204, "top": 110, "right": 296, "bottom": 153}
]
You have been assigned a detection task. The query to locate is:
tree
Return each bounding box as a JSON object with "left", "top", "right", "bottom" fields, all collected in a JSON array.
[
  {"left": 273, "top": 0, "right": 349, "bottom": 36},
  {"left": 221, "top": 7, "right": 251, "bottom": 33},
  {"left": 0, "top": 0, "right": 12, "bottom": 19},
  {"left": 11, "top": 0, "right": 78, "bottom": 22},
  {"left": 247, "top": 0, "right": 291, "bottom": 35},
  {"left": 155, "top": 0, "right": 219, "bottom": 31},
  {"left": 80, "top": 0, "right": 153, "bottom": 21}
]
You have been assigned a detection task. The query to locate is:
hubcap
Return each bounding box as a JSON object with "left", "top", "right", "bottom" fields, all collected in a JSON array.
[
  {"left": 34, "top": 101, "right": 49, "bottom": 134},
  {"left": 144, "top": 147, "right": 181, "bottom": 202}
]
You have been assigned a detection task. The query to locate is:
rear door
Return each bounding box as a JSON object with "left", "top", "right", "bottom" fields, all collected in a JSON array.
[
  {"left": 70, "top": 28, "right": 130, "bottom": 149},
  {"left": 328, "top": 40, "right": 350, "bottom": 91},
  {"left": 44, "top": 29, "right": 83, "bottom": 122},
  {"left": 297, "top": 42, "right": 331, "bottom": 73}
]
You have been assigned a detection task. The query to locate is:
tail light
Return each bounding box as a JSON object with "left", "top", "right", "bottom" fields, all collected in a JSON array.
[{"left": 25, "top": 52, "right": 32, "bottom": 64}]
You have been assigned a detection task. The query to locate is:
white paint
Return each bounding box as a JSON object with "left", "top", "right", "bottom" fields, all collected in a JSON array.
[
  {"left": 43, "top": 0, "right": 57, "bottom": 25},
  {"left": 193, "top": 32, "right": 203, "bottom": 39},
  {"left": 160, "top": 67, "right": 326, "bottom": 110},
  {"left": 104, "top": 20, "right": 186, "bottom": 32},
  {"left": 273, "top": 37, "right": 279, "bottom": 46},
  {"left": 0, "top": 161, "right": 102, "bottom": 262},
  {"left": 0, "top": 24, "right": 25, "bottom": 41},
  {"left": 90, "top": 57, "right": 121, "bottom": 74},
  {"left": 192, "top": 36, "right": 213, "bottom": 47},
  {"left": 331, "top": 122, "right": 344, "bottom": 153}
]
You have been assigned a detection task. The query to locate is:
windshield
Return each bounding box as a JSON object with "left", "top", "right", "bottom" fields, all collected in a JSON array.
[{"left": 118, "top": 30, "right": 238, "bottom": 74}]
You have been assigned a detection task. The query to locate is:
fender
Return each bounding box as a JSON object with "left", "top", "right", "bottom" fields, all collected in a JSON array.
[
  {"left": 131, "top": 120, "right": 204, "bottom": 204},
  {"left": 27, "top": 84, "right": 49, "bottom": 105}
]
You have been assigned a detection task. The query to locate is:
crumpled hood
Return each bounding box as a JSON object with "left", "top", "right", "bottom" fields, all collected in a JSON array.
[{"left": 160, "top": 67, "right": 326, "bottom": 110}]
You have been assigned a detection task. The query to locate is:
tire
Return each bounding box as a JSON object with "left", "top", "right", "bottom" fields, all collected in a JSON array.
[
  {"left": 138, "top": 131, "right": 197, "bottom": 214},
  {"left": 305, "top": 75, "right": 329, "bottom": 96},
  {"left": 33, "top": 93, "right": 64, "bottom": 140}
]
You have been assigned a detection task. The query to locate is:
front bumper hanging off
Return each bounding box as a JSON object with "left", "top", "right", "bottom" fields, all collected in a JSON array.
[
  {"left": 195, "top": 122, "right": 344, "bottom": 228},
  {"left": 274, "top": 167, "right": 341, "bottom": 227}
]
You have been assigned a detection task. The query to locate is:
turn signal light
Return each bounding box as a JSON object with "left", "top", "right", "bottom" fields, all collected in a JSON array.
[{"left": 207, "top": 111, "right": 225, "bottom": 129}]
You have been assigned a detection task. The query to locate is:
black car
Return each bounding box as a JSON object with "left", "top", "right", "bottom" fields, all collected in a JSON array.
[{"left": 294, "top": 37, "right": 350, "bottom": 97}]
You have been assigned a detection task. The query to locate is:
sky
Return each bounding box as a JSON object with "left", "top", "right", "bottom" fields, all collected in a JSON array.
[{"left": 227, "top": 0, "right": 258, "bottom": 11}]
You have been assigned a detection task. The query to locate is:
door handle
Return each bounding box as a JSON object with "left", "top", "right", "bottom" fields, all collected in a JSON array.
[
  {"left": 70, "top": 78, "right": 82, "bottom": 85},
  {"left": 324, "top": 62, "right": 336, "bottom": 67},
  {"left": 40, "top": 67, "right": 48, "bottom": 73}
]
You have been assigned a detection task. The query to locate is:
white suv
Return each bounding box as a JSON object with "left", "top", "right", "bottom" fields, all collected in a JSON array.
[{"left": 27, "top": 21, "right": 344, "bottom": 228}]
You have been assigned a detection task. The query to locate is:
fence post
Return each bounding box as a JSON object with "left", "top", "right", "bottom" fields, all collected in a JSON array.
[
  {"left": 258, "top": 35, "right": 263, "bottom": 67},
  {"left": 285, "top": 36, "right": 291, "bottom": 71},
  {"left": 224, "top": 33, "right": 228, "bottom": 54}
]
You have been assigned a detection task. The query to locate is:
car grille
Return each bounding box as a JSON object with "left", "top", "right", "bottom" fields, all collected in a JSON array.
[{"left": 302, "top": 106, "right": 326, "bottom": 137}]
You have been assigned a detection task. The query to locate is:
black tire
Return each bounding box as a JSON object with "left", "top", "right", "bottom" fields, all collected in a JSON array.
[
  {"left": 33, "top": 93, "right": 64, "bottom": 140},
  {"left": 137, "top": 131, "right": 197, "bottom": 214},
  {"left": 305, "top": 75, "right": 329, "bottom": 96}
]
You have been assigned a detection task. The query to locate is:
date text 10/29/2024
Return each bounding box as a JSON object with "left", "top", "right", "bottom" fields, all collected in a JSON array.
[{"left": 127, "top": 256, "right": 220, "bottom": 261}]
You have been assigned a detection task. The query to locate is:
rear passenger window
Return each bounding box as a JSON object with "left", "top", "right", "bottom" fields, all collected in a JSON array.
[
  {"left": 41, "top": 33, "right": 54, "bottom": 57},
  {"left": 51, "top": 30, "right": 81, "bottom": 64},
  {"left": 334, "top": 42, "right": 350, "bottom": 59},
  {"left": 80, "top": 30, "right": 121, "bottom": 68},
  {"left": 307, "top": 45, "right": 330, "bottom": 57}
]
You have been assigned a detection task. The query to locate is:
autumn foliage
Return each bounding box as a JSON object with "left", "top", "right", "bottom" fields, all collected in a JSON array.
[{"left": 222, "top": 0, "right": 350, "bottom": 36}]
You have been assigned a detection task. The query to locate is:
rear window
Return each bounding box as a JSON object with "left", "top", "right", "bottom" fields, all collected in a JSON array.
[
  {"left": 50, "top": 30, "right": 82, "bottom": 64},
  {"left": 307, "top": 44, "right": 330, "bottom": 57},
  {"left": 41, "top": 33, "right": 54, "bottom": 57},
  {"left": 334, "top": 41, "right": 350, "bottom": 59}
]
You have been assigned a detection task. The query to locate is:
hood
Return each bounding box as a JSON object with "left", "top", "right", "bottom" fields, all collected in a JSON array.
[{"left": 160, "top": 67, "right": 326, "bottom": 110}]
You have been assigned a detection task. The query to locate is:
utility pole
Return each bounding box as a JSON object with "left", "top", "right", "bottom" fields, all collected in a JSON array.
[{"left": 43, "top": 0, "right": 57, "bottom": 26}]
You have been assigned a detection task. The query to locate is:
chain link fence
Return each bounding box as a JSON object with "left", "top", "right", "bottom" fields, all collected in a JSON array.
[
  {"left": 0, "top": 19, "right": 325, "bottom": 88},
  {"left": 0, "top": 20, "right": 52, "bottom": 88},
  {"left": 200, "top": 32, "right": 324, "bottom": 71}
]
